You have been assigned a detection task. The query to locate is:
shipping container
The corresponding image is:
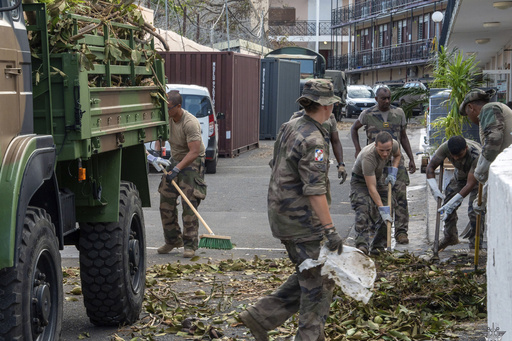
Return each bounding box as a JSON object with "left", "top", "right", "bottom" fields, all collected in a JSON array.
[
  {"left": 259, "top": 58, "right": 301, "bottom": 140},
  {"left": 160, "top": 52, "right": 261, "bottom": 157}
]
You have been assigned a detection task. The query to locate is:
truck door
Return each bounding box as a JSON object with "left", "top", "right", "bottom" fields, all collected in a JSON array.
[{"left": 0, "top": 2, "right": 33, "bottom": 165}]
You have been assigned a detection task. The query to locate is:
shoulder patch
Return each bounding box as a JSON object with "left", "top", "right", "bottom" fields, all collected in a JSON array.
[{"left": 315, "top": 149, "right": 324, "bottom": 161}]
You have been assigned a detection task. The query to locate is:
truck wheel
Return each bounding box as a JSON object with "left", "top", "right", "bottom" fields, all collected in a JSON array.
[
  {"left": 206, "top": 157, "right": 217, "bottom": 174},
  {"left": 0, "top": 208, "right": 63, "bottom": 340},
  {"left": 79, "top": 181, "right": 146, "bottom": 326}
]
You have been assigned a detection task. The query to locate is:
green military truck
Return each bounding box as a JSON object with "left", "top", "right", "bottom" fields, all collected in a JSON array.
[
  {"left": 0, "top": 1, "right": 169, "bottom": 339},
  {"left": 265, "top": 46, "right": 347, "bottom": 121}
]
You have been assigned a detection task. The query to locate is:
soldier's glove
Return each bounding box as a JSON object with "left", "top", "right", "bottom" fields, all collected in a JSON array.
[
  {"left": 324, "top": 227, "right": 343, "bottom": 255},
  {"left": 147, "top": 154, "right": 171, "bottom": 172},
  {"left": 384, "top": 167, "right": 398, "bottom": 186},
  {"left": 166, "top": 166, "right": 180, "bottom": 183},
  {"left": 427, "top": 178, "right": 445, "bottom": 201},
  {"left": 473, "top": 183, "right": 488, "bottom": 215},
  {"left": 337, "top": 162, "right": 347, "bottom": 184},
  {"left": 438, "top": 193, "right": 463, "bottom": 220},
  {"left": 378, "top": 206, "right": 392, "bottom": 223},
  {"left": 474, "top": 156, "right": 492, "bottom": 183}
]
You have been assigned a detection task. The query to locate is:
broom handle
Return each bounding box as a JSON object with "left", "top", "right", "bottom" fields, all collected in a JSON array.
[
  {"left": 162, "top": 170, "right": 215, "bottom": 235},
  {"left": 474, "top": 182, "right": 483, "bottom": 270},
  {"left": 387, "top": 182, "right": 392, "bottom": 251}
]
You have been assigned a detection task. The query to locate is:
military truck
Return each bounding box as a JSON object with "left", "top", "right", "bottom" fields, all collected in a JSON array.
[
  {"left": 0, "top": 1, "right": 169, "bottom": 339},
  {"left": 265, "top": 46, "right": 347, "bottom": 121}
]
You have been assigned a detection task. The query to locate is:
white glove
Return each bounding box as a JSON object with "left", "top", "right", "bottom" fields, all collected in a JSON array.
[
  {"left": 438, "top": 193, "right": 463, "bottom": 220},
  {"left": 427, "top": 178, "right": 445, "bottom": 201},
  {"left": 147, "top": 154, "right": 171, "bottom": 172},
  {"left": 378, "top": 206, "right": 392, "bottom": 223},
  {"left": 473, "top": 183, "right": 488, "bottom": 215},
  {"left": 474, "top": 156, "right": 492, "bottom": 183}
]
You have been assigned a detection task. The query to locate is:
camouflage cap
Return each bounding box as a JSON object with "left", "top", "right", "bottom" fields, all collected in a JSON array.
[
  {"left": 459, "top": 89, "right": 496, "bottom": 116},
  {"left": 297, "top": 79, "right": 341, "bottom": 106}
]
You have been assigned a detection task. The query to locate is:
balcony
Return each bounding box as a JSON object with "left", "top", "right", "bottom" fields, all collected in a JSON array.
[
  {"left": 268, "top": 20, "right": 332, "bottom": 37},
  {"left": 329, "top": 39, "right": 434, "bottom": 71},
  {"left": 332, "top": 0, "right": 439, "bottom": 27}
]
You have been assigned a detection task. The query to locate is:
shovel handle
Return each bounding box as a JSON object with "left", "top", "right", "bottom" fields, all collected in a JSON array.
[
  {"left": 474, "top": 182, "right": 483, "bottom": 270},
  {"left": 432, "top": 164, "right": 444, "bottom": 259},
  {"left": 387, "top": 182, "right": 392, "bottom": 251},
  {"left": 162, "top": 170, "right": 215, "bottom": 235}
]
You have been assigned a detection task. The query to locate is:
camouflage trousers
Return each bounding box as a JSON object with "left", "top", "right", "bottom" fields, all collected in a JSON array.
[
  {"left": 442, "top": 177, "right": 484, "bottom": 247},
  {"left": 350, "top": 176, "right": 393, "bottom": 250},
  {"left": 246, "top": 239, "right": 335, "bottom": 341},
  {"left": 158, "top": 156, "right": 206, "bottom": 251},
  {"left": 390, "top": 164, "right": 410, "bottom": 237}
]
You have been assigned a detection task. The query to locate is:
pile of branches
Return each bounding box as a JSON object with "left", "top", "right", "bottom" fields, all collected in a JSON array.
[{"left": 64, "top": 253, "right": 486, "bottom": 340}]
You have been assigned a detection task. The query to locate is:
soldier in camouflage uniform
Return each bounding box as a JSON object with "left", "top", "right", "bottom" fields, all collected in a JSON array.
[
  {"left": 350, "top": 131, "right": 401, "bottom": 255},
  {"left": 290, "top": 110, "right": 347, "bottom": 183},
  {"left": 425, "top": 136, "right": 483, "bottom": 250},
  {"left": 459, "top": 89, "right": 512, "bottom": 211},
  {"left": 350, "top": 87, "right": 416, "bottom": 244},
  {"left": 157, "top": 90, "right": 207, "bottom": 258},
  {"left": 239, "top": 79, "right": 344, "bottom": 341}
]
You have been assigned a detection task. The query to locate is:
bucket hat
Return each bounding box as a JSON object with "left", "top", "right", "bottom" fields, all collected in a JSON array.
[{"left": 297, "top": 79, "right": 341, "bottom": 107}]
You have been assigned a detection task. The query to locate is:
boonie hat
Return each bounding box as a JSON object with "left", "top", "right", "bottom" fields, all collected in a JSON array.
[
  {"left": 297, "top": 79, "right": 341, "bottom": 107},
  {"left": 459, "top": 89, "right": 496, "bottom": 116}
]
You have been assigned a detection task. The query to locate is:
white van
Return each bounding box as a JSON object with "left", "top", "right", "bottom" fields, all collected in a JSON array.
[{"left": 146, "top": 84, "right": 219, "bottom": 173}]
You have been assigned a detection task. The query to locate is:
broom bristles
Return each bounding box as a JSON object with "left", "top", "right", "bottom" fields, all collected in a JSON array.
[{"left": 199, "top": 234, "right": 233, "bottom": 250}]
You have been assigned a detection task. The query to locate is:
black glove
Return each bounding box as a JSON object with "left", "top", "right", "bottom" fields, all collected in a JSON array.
[
  {"left": 337, "top": 163, "right": 347, "bottom": 184},
  {"left": 325, "top": 227, "right": 343, "bottom": 255},
  {"left": 166, "top": 166, "right": 180, "bottom": 183}
]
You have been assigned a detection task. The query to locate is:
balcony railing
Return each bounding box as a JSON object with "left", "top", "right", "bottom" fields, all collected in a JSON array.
[
  {"left": 329, "top": 39, "right": 434, "bottom": 70},
  {"left": 268, "top": 20, "right": 332, "bottom": 37},
  {"left": 332, "top": 0, "right": 434, "bottom": 26}
]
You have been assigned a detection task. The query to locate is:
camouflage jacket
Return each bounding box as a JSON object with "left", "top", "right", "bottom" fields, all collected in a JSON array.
[
  {"left": 268, "top": 114, "right": 330, "bottom": 241},
  {"left": 434, "top": 139, "right": 481, "bottom": 181},
  {"left": 479, "top": 102, "right": 512, "bottom": 162},
  {"left": 358, "top": 105, "right": 407, "bottom": 146}
]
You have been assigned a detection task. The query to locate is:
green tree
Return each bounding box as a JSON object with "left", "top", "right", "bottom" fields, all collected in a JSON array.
[{"left": 429, "top": 46, "right": 483, "bottom": 140}]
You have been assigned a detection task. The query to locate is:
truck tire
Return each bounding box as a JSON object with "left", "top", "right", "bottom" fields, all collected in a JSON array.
[
  {"left": 79, "top": 181, "right": 146, "bottom": 326},
  {"left": 0, "top": 208, "right": 63, "bottom": 340}
]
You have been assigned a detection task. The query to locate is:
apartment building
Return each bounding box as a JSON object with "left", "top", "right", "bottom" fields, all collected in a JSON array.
[
  {"left": 267, "top": 0, "right": 347, "bottom": 63},
  {"left": 331, "top": 0, "right": 450, "bottom": 86}
]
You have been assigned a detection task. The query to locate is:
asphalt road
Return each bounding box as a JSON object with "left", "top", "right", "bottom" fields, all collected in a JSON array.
[{"left": 59, "top": 117, "right": 432, "bottom": 340}]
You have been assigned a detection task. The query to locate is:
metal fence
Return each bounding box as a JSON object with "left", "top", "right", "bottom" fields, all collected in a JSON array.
[
  {"left": 268, "top": 20, "right": 332, "bottom": 36},
  {"left": 328, "top": 39, "right": 433, "bottom": 70},
  {"left": 332, "top": 0, "right": 428, "bottom": 25}
]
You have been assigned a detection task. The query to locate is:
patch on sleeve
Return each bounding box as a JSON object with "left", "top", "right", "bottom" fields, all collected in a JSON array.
[{"left": 315, "top": 149, "right": 324, "bottom": 161}]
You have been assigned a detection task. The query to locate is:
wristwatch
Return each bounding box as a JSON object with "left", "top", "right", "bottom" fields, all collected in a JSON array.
[{"left": 337, "top": 162, "right": 345, "bottom": 168}]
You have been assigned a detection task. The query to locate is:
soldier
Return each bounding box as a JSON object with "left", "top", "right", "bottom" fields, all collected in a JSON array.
[
  {"left": 290, "top": 110, "right": 347, "bottom": 183},
  {"left": 459, "top": 89, "right": 512, "bottom": 210},
  {"left": 350, "top": 131, "right": 401, "bottom": 255},
  {"left": 426, "top": 136, "right": 483, "bottom": 250},
  {"left": 350, "top": 87, "right": 416, "bottom": 245},
  {"left": 157, "top": 90, "right": 207, "bottom": 258},
  {"left": 239, "top": 79, "right": 344, "bottom": 341}
]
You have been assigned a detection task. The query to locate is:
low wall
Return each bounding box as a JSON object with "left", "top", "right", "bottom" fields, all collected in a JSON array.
[{"left": 487, "top": 145, "right": 512, "bottom": 339}]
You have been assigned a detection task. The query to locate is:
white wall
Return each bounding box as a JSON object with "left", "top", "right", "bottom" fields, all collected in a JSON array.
[{"left": 487, "top": 145, "right": 512, "bottom": 339}]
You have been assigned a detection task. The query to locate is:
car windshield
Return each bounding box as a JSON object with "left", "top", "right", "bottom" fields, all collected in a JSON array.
[
  {"left": 348, "top": 88, "right": 375, "bottom": 98},
  {"left": 404, "top": 82, "right": 427, "bottom": 90},
  {"left": 181, "top": 94, "right": 212, "bottom": 118}
]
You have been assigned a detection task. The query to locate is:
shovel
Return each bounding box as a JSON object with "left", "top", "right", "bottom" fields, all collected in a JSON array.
[
  {"left": 474, "top": 183, "right": 484, "bottom": 271},
  {"left": 386, "top": 182, "right": 392, "bottom": 252},
  {"left": 432, "top": 164, "right": 444, "bottom": 261}
]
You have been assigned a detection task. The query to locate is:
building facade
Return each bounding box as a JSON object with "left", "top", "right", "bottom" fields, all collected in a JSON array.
[{"left": 331, "top": 0, "right": 450, "bottom": 86}]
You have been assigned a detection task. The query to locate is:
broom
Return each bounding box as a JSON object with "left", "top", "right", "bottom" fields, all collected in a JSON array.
[{"left": 162, "top": 170, "right": 233, "bottom": 249}]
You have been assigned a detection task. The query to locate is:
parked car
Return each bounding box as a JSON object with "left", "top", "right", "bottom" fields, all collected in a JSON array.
[
  {"left": 398, "top": 81, "right": 428, "bottom": 116},
  {"left": 146, "top": 84, "right": 219, "bottom": 173},
  {"left": 345, "top": 85, "right": 377, "bottom": 118}
]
